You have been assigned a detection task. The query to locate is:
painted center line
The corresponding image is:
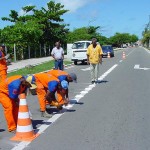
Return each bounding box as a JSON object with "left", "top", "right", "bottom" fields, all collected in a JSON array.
[{"left": 11, "top": 64, "right": 118, "bottom": 150}]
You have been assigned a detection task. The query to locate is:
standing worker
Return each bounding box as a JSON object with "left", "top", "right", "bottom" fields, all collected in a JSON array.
[
  {"left": 0, "top": 44, "right": 9, "bottom": 81},
  {"left": 25, "top": 73, "right": 69, "bottom": 118},
  {"left": 86, "top": 38, "right": 103, "bottom": 84},
  {"left": 47, "top": 69, "right": 77, "bottom": 105},
  {"left": 51, "top": 42, "right": 64, "bottom": 70},
  {"left": 0, "top": 75, "right": 31, "bottom": 132}
]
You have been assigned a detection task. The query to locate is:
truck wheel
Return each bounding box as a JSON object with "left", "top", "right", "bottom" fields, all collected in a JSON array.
[{"left": 74, "top": 61, "right": 77, "bottom": 65}]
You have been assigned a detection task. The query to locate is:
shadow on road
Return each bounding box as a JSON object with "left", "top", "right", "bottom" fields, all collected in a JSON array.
[
  {"left": 0, "top": 129, "right": 5, "bottom": 132},
  {"left": 96, "top": 80, "right": 108, "bottom": 84},
  {"left": 69, "top": 99, "right": 84, "bottom": 105}
]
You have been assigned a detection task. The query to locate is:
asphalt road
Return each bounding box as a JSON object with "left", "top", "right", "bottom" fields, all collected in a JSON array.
[{"left": 0, "top": 47, "right": 150, "bottom": 150}]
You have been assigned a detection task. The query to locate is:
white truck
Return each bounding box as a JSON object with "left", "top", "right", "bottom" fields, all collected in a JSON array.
[{"left": 71, "top": 41, "right": 91, "bottom": 65}]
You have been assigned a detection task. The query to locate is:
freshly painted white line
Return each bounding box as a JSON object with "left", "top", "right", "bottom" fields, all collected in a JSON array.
[
  {"left": 98, "top": 64, "right": 118, "bottom": 81},
  {"left": 80, "top": 91, "right": 88, "bottom": 94},
  {"left": 11, "top": 142, "right": 30, "bottom": 150},
  {"left": 89, "top": 84, "right": 96, "bottom": 88},
  {"left": 75, "top": 95, "right": 84, "bottom": 98},
  {"left": 11, "top": 64, "right": 118, "bottom": 150},
  {"left": 119, "top": 60, "right": 123, "bottom": 62},
  {"left": 63, "top": 104, "right": 73, "bottom": 109},
  {"left": 85, "top": 87, "right": 92, "bottom": 91}
]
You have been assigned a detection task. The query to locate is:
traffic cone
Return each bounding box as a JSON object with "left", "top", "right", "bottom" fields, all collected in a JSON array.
[
  {"left": 11, "top": 93, "right": 39, "bottom": 141},
  {"left": 107, "top": 52, "right": 110, "bottom": 58},
  {"left": 122, "top": 52, "right": 126, "bottom": 59}
]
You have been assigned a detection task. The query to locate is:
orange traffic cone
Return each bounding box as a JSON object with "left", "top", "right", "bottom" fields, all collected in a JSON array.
[
  {"left": 107, "top": 52, "right": 110, "bottom": 58},
  {"left": 11, "top": 93, "right": 39, "bottom": 141},
  {"left": 122, "top": 52, "right": 126, "bottom": 59}
]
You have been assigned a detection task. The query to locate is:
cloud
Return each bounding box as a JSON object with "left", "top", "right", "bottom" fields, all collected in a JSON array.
[{"left": 55, "top": 0, "right": 97, "bottom": 13}]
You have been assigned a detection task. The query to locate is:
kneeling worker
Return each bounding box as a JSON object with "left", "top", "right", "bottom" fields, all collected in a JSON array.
[
  {"left": 47, "top": 70, "right": 77, "bottom": 105},
  {"left": 25, "top": 73, "right": 69, "bottom": 118}
]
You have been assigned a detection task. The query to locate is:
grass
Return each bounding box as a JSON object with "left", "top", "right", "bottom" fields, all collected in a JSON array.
[{"left": 8, "top": 60, "right": 72, "bottom": 77}]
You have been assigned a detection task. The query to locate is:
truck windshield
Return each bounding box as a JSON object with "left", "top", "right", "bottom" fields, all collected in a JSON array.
[{"left": 72, "top": 42, "right": 86, "bottom": 49}]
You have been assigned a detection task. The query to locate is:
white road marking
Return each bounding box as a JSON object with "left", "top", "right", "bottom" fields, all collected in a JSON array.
[
  {"left": 134, "top": 64, "right": 150, "bottom": 70},
  {"left": 134, "top": 64, "right": 140, "bottom": 69},
  {"left": 81, "top": 67, "right": 90, "bottom": 71},
  {"left": 143, "top": 47, "right": 150, "bottom": 53},
  {"left": 11, "top": 64, "right": 118, "bottom": 150},
  {"left": 98, "top": 64, "right": 118, "bottom": 81}
]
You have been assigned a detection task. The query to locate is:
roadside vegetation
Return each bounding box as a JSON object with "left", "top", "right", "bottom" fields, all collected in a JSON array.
[
  {"left": 8, "top": 60, "right": 72, "bottom": 77},
  {"left": 0, "top": 0, "right": 149, "bottom": 63},
  {"left": 142, "top": 24, "right": 150, "bottom": 48}
]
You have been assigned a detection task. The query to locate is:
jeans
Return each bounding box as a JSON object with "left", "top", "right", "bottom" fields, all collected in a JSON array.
[{"left": 55, "top": 59, "right": 63, "bottom": 70}]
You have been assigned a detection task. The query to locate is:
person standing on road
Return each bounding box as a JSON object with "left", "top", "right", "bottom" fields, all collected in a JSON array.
[
  {"left": 86, "top": 38, "right": 103, "bottom": 84},
  {"left": 0, "top": 75, "right": 31, "bottom": 132},
  {"left": 25, "top": 73, "right": 69, "bottom": 118},
  {"left": 51, "top": 42, "right": 64, "bottom": 70},
  {"left": 0, "top": 45, "right": 9, "bottom": 81}
]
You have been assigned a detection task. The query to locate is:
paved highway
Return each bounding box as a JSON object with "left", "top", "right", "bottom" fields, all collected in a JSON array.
[{"left": 0, "top": 47, "right": 150, "bottom": 150}]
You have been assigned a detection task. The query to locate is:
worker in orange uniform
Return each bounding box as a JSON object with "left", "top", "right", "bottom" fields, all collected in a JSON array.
[
  {"left": 0, "top": 75, "right": 31, "bottom": 132},
  {"left": 0, "top": 45, "right": 9, "bottom": 81},
  {"left": 25, "top": 73, "right": 69, "bottom": 118},
  {"left": 47, "top": 70, "right": 77, "bottom": 105}
]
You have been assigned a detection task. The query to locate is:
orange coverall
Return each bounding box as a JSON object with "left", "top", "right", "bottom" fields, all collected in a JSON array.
[
  {"left": 0, "top": 75, "right": 26, "bottom": 131},
  {"left": 34, "top": 73, "right": 64, "bottom": 112},
  {"left": 47, "top": 70, "right": 68, "bottom": 105},
  {"left": 0, "top": 50, "right": 7, "bottom": 81}
]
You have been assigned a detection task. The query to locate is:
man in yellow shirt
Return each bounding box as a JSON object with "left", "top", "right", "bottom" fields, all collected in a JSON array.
[{"left": 86, "top": 38, "right": 103, "bottom": 84}]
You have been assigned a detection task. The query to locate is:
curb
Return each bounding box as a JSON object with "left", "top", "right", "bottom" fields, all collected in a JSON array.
[
  {"left": 37, "top": 63, "right": 74, "bottom": 74},
  {"left": 8, "top": 59, "right": 73, "bottom": 73}
]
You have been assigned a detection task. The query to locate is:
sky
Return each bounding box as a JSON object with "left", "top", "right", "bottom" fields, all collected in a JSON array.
[{"left": 0, "top": 0, "right": 150, "bottom": 39}]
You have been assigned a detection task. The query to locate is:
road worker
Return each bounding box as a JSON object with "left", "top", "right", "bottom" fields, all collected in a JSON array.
[
  {"left": 0, "top": 45, "right": 9, "bottom": 81},
  {"left": 25, "top": 73, "right": 69, "bottom": 118},
  {"left": 47, "top": 70, "right": 77, "bottom": 105},
  {"left": 0, "top": 75, "right": 31, "bottom": 132}
]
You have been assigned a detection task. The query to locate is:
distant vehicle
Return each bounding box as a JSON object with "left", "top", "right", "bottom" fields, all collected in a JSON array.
[
  {"left": 102, "top": 45, "right": 114, "bottom": 57},
  {"left": 71, "top": 41, "right": 91, "bottom": 65}
]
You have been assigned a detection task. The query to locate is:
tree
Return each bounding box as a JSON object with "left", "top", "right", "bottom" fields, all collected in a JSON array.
[
  {"left": 109, "top": 32, "right": 138, "bottom": 47},
  {"left": 142, "top": 24, "right": 150, "bottom": 47},
  {"left": 33, "top": 1, "right": 69, "bottom": 44},
  {"left": 66, "top": 26, "right": 102, "bottom": 43},
  {"left": 0, "top": 1, "right": 69, "bottom": 59}
]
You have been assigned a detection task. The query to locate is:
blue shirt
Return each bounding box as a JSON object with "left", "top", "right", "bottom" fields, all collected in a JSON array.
[
  {"left": 48, "top": 80, "right": 59, "bottom": 93},
  {"left": 8, "top": 79, "right": 21, "bottom": 99}
]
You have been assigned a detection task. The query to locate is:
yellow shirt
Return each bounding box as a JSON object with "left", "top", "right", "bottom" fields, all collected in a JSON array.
[{"left": 86, "top": 44, "right": 103, "bottom": 64}]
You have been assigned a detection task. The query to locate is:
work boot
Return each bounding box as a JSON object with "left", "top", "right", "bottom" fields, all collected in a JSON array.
[{"left": 41, "top": 111, "right": 52, "bottom": 118}]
